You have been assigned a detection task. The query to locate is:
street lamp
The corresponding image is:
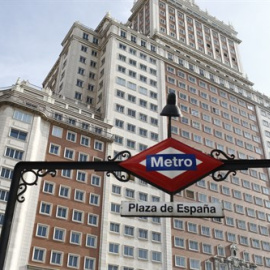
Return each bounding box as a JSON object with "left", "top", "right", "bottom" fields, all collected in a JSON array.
[
  {"left": 160, "top": 92, "right": 181, "bottom": 202},
  {"left": 160, "top": 92, "right": 181, "bottom": 138}
]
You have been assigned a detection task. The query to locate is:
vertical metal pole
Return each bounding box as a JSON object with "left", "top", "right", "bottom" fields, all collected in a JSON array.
[
  {"left": 168, "top": 116, "right": 172, "bottom": 139},
  {"left": 0, "top": 167, "right": 21, "bottom": 269},
  {"left": 167, "top": 116, "right": 174, "bottom": 202}
]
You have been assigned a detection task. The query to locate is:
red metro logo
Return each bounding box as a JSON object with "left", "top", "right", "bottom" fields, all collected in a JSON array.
[{"left": 119, "top": 138, "right": 224, "bottom": 194}]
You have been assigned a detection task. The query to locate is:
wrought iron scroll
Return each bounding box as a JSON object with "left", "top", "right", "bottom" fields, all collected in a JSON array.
[
  {"left": 17, "top": 169, "right": 57, "bottom": 203},
  {"left": 210, "top": 150, "right": 237, "bottom": 182},
  {"left": 107, "top": 151, "right": 132, "bottom": 182}
]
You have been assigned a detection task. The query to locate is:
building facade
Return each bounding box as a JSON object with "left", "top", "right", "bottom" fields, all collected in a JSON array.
[
  {"left": 2, "top": 0, "right": 270, "bottom": 269},
  {"left": 0, "top": 80, "right": 113, "bottom": 269}
]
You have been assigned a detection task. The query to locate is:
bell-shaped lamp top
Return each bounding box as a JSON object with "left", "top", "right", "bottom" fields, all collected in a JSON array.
[{"left": 160, "top": 93, "right": 181, "bottom": 117}]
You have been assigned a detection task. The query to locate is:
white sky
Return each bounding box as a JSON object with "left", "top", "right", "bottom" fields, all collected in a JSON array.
[{"left": 1, "top": 0, "right": 270, "bottom": 97}]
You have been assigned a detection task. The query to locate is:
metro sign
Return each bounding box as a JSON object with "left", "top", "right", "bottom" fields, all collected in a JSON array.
[{"left": 119, "top": 138, "right": 224, "bottom": 194}]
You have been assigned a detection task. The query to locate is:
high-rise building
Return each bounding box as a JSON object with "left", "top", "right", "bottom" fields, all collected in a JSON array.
[{"left": 2, "top": 0, "right": 270, "bottom": 269}]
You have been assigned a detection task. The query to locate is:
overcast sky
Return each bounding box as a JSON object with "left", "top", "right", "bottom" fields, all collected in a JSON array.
[{"left": 1, "top": 0, "right": 269, "bottom": 97}]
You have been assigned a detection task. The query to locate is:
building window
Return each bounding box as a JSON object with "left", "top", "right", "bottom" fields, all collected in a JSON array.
[
  {"left": 109, "top": 243, "right": 119, "bottom": 254},
  {"left": 90, "top": 60, "right": 96, "bottom": 68},
  {"left": 88, "top": 84, "right": 94, "bottom": 91},
  {"left": 64, "top": 148, "right": 74, "bottom": 160},
  {"left": 32, "top": 247, "right": 46, "bottom": 262},
  {"left": 36, "top": 224, "right": 49, "bottom": 238},
  {"left": 9, "top": 128, "right": 27, "bottom": 141},
  {"left": 138, "top": 248, "right": 148, "bottom": 260},
  {"left": 214, "top": 229, "right": 224, "bottom": 240},
  {"left": 108, "top": 265, "right": 119, "bottom": 270},
  {"left": 174, "top": 219, "right": 184, "bottom": 230},
  {"left": 205, "top": 261, "right": 213, "bottom": 270},
  {"left": 239, "top": 236, "right": 249, "bottom": 246},
  {"left": 151, "top": 132, "right": 158, "bottom": 141},
  {"left": 188, "top": 223, "right": 197, "bottom": 233},
  {"left": 225, "top": 217, "right": 234, "bottom": 226},
  {"left": 0, "top": 189, "right": 8, "bottom": 202},
  {"left": 40, "top": 202, "right": 52, "bottom": 216},
  {"left": 74, "top": 190, "right": 85, "bottom": 202},
  {"left": 56, "top": 206, "right": 68, "bottom": 219},
  {"left": 82, "top": 33, "right": 89, "bottom": 40},
  {"left": 50, "top": 250, "right": 63, "bottom": 265},
  {"left": 111, "top": 203, "right": 120, "bottom": 213},
  {"left": 89, "top": 72, "right": 95, "bottom": 79},
  {"left": 262, "top": 241, "right": 270, "bottom": 251},
  {"left": 81, "top": 45, "right": 88, "bottom": 52},
  {"left": 189, "top": 240, "right": 199, "bottom": 251},
  {"left": 254, "top": 255, "right": 263, "bottom": 265},
  {"left": 53, "top": 227, "right": 66, "bottom": 242},
  {"left": 67, "top": 254, "right": 80, "bottom": 268},
  {"left": 43, "top": 181, "right": 54, "bottom": 194},
  {"left": 79, "top": 56, "right": 86, "bottom": 64},
  {"left": 67, "top": 131, "right": 77, "bottom": 142},
  {"left": 227, "top": 232, "right": 236, "bottom": 242},
  {"left": 89, "top": 194, "right": 99, "bottom": 206},
  {"left": 251, "top": 239, "right": 260, "bottom": 249},
  {"left": 70, "top": 231, "right": 82, "bottom": 245},
  {"left": 127, "top": 123, "right": 136, "bottom": 133},
  {"left": 174, "top": 237, "right": 185, "bottom": 248},
  {"left": 115, "top": 119, "right": 124, "bottom": 128},
  {"left": 127, "top": 139, "right": 135, "bottom": 149},
  {"left": 84, "top": 257, "right": 95, "bottom": 270},
  {"left": 59, "top": 185, "right": 70, "bottom": 198},
  {"left": 243, "top": 251, "right": 250, "bottom": 262},
  {"left": 52, "top": 126, "right": 63, "bottom": 137},
  {"left": 78, "top": 153, "right": 88, "bottom": 162},
  {"left": 139, "top": 75, "right": 147, "bottom": 83},
  {"left": 72, "top": 210, "right": 84, "bottom": 223},
  {"left": 91, "top": 175, "right": 101, "bottom": 186},
  {"left": 76, "top": 171, "right": 87, "bottom": 183},
  {"left": 125, "top": 188, "right": 134, "bottom": 198},
  {"left": 76, "top": 79, "right": 83, "bottom": 87},
  {"left": 152, "top": 251, "right": 162, "bottom": 262},
  {"left": 13, "top": 110, "right": 33, "bottom": 123},
  {"left": 81, "top": 135, "right": 90, "bottom": 147},
  {"left": 138, "top": 229, "right": 148, "bottom": 240},
  {"left": 152, "top": 232, "right": 161, "bottom": 242},
  {"left": 260, "top": 226, "right": 269, "bottom": 236},
  {"left": 88, "top": 214, "right": 98, "bottom": 226},
  {"left": 139, "top": 192, "right": 148, "bottom": 201},
  {"left": 49, "top": 144, "right": 60, "bottom": 155},
  {"left": 175, "top": 256, "right": 186, "bottom": 267},
  {"left": 112, "top": 185, "right": 121, "bottom": 195},
  {"left": 110, "top": 222, "right": 120, "bottom": 233},
  {"left": 202, "top": 244, "right": 212, "bottom": 254},
  {"left": 237, "top": 220, "right": 246, "bottom": 230},
  {"left": 124, "top": 225, "right": 134, "bottom": 237},
  {"left": 61, "top": 169, "right": 72, "bottom": 178},
  {"left": 124, "top": 245, "right": 134, "bottom": 257},
  {"left": 5, "top": 147, "right": 23, "bottom": 160},
  {"left": 86, "top": 234, "right": 97, "bottom": 248},
  {"left": 75, "top": 92, "right": 82, "bottom": 100}
]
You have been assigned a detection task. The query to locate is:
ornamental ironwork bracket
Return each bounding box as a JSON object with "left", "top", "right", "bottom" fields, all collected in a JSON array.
[{"left": 211, "top": 149, "right": 270, "bottom": 182}]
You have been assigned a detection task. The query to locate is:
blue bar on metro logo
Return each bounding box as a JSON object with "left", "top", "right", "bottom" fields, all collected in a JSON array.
[{"left": 146, "top": 154, "right": 197, "bottom": 171}]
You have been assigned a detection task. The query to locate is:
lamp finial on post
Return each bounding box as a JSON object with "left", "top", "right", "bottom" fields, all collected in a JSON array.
[{"left": 160, "top": 93, "right": 181, "bottom": 138}]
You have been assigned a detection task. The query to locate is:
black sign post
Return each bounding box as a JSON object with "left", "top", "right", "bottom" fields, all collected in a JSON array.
[{"left": 1, "top": 93, "right": 270, "bottom": 269}]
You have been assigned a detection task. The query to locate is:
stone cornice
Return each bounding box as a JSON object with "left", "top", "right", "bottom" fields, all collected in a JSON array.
[
  {"left": 0, "top": 83, "right": 114, "bottom": 142},
  {"left": 153, "top": 32, "right": 251, "bottom": 85}
]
